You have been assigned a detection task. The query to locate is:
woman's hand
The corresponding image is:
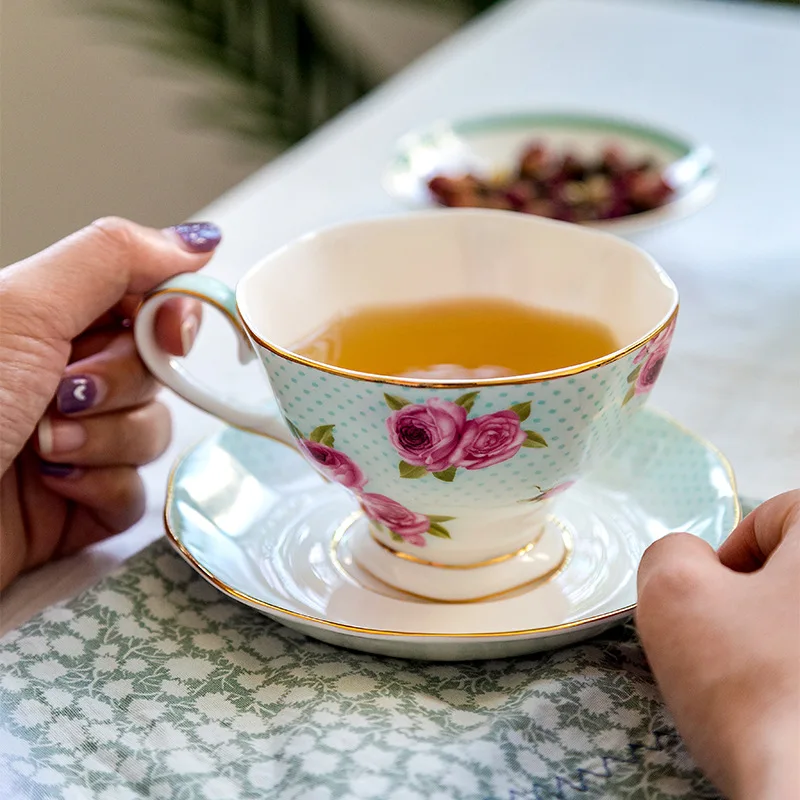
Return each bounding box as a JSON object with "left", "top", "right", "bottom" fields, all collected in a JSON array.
[
  {"left": 637, "top": 490, "right": 800, "bottom": 800},
  {"left": 0, "top": 218, "right": 221, "bottom": 591}
]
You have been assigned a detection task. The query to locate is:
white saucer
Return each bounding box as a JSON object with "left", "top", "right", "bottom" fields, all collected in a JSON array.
[{"left": 164, "top": 408, "right": 740, "bottom": 661}]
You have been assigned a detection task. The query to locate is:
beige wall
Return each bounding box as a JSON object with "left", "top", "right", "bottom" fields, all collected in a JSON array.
[{"left": 1, "top": 0, "right": 458, "bottom": 265}]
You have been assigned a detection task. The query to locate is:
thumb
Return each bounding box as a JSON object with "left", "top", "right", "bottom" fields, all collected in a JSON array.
[
  {"left": 638, "top": 531, "right": 721, "bottom": 597},
  {"left": 636, "top": 532, "right": 722, "bottom": 633},
  {"left": 0, "top": 218, "right": 221, "bottom": 342}
]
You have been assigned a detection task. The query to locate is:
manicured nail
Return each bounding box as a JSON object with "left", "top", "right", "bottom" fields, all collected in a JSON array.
[
  {"left": 169, "top": 221, "right": 222, "bottom": 253},
  {"left": 180, "top": 313, "right": 200, "bottom": 356},
  {"left": 38, "top": 460, "right": 80, "bottom": 479},
  {"left": 37, "top": 418, "right": 87, "bottom": 456},
  {"left": 56, "top": 375, "right": 103, "bottom": 415}
]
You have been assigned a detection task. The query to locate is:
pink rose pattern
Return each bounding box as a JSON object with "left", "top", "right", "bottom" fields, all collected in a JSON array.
[
  {"left": 290, "top": 333, "right": 665, "bottom": 545},
  {"left": 359, "top": 493, "right": 431, "bottom": 547},
  {"left": 539, "top": 480, "right": 575, "bottom": 500},
  {"left": 290, "top": 390, "right": 551, "bottom": 546},
  {"left": 298, "top": 439, "right": 366, "bottom": 492},
  {"left": 450, "top": 410, "right": 528, "bottom": 470},
  {"left": 623, "top": 317, "right": 676, "bottom": 405},
  {"left": 287, "top": 419, "right": 452, "bottom": 547},
  {"left": 520, "top": 480, "right": 576, "bottom": 504},
  {"left": 386, "top": 398, "right": 467, "bottom": 473},
  {"left": 384, "top": 392, "right": 547, "bottom": 482}
]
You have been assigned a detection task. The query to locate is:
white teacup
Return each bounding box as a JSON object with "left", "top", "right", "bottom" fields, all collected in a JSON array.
[{"left": 135, "top": 210, "right": 678, "bottom": 601}]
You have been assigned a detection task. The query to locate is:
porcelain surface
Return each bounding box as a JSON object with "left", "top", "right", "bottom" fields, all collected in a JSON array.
[
  {"left": 164, "top": 408, "right": 740, "bottom": 661},
  {"left": 137, "top": 211, "right": 679, "bottom": 598}
]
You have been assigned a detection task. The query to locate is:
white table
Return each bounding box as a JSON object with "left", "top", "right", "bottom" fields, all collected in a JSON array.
[{"left": 2, "top": 0, "right": 799, "bottom": 635}]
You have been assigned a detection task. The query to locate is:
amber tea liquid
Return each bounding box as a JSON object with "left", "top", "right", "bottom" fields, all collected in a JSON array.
[{"left": 291, "top": 297, "right": 619, "bottom": 380}]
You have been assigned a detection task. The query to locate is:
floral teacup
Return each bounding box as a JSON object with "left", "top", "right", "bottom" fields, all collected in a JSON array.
[{"left": 135, "top": 210, "right": 678, "bottom": 601}]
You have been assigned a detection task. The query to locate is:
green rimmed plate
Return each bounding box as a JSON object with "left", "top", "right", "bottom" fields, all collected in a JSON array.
[{"left": 384, "top": 112, "right": 719, "bottom": 236}]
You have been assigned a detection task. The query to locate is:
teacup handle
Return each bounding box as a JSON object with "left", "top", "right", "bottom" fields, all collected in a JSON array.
[{"left": 134, "top": 273, "right": 295, "bottom": 446}]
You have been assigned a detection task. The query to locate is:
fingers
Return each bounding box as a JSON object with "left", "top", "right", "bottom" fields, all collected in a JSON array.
[
  {"left": 638, "top": 531, "right": 721, "bottom": 597},
  {"left": 36, "top": 401, "right": 171, "bottom": 467},
  {"left": 83, "top": 294, "right": 143, "bottom": 334},
  {"left": 38, "top": 466, "right": 147, "bottom": 553},
  {"left": 57, "top": 503, "right": 144, "bottom": 558},
  {"left": 0, "top": 467, "right": 29, "bottom": 589},
  {"left": 636, "top": 532, "right": 722, "bottom": 637},
  {"left": 0, "top": 217, "right": 221, "bottom": 343},
  {"left": 717, "top": 490, "right": 800, "bottom": 572},
  {"left": 154, "top": 296, "right": 203, "bottom": 357},
  {"left": 57, "top": 332, "right": 157, "bottom": 416},
  {"left": 70, "top": 328, "right": 124, "bottom": 364},
  {"left": 71, "top": 296, "right": 202, "bottom": 363}
]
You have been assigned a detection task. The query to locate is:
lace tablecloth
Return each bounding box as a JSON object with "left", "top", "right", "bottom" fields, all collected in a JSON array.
[{"left": 0, "top": 497, "right": 756, "bottom": 800}]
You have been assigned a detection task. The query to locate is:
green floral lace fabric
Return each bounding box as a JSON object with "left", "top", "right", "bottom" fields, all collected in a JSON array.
[{"left": 2, "top": 501, "right": 754, "bottom": 800}]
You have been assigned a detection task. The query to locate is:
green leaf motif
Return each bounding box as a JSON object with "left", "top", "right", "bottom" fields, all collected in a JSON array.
[
  {"left": 388, "top": 531, "right": 404, "bottom": 543},
  {"left": 454, "top": 391, "right": 479, "bottom": 413},
  {"left": 510, "top": 401, "right": 532, "bottom": 421},
  {"left": 622, "top": 386, "right": 636, "bottom": 406},
  {"left": 517, "top": 486, "right": 545, "bottom": 502},
  {"left": 398, "top": 461, "right": 428, "bottom": 479},
  {"left": 522, "top": 429, "right": 548, "bottom": 448},
  {"left": 384, "top": 393, "right": 411, "bottom": 411},
  {"left": 286, "top": 419, "right": 304, "bottom": 440},
  {"left": 427, "top": 515, "right": 455, "bottom": 523},
  {"left": 426, "top": 522, "right": 451, "bottom": 539},
  {"left": 432, "top": 466, "right": 457, "bottom": 483},
  {"left": 627, "top": 364, "right": 642, "bottom": 384},
  {"left": 308, "top": 424, "right": 335, "bottom": 447}
]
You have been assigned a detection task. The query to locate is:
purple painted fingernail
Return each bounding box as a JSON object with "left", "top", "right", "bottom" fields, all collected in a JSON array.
[
  {"left": 39, "top": 461, "right": 78, "bottom": 479},
  {"left": 169, "top": 221, "right": 222, "bottom": 253},
  {"left": 56, "top": 375, "right": 100, "bottom": 415}
]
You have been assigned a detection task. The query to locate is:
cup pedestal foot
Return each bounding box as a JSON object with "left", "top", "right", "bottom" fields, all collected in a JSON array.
[{"left": 350, "top": 517, "right": 570, "bottom": 602}]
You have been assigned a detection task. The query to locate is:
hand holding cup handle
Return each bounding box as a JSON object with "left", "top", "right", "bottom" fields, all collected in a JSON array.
[
  {"left": 134, "top": 273, "right": 295, "bottom": 447},
  {"left": 134, "top": 210, "right": 679, "bottom": 601}
]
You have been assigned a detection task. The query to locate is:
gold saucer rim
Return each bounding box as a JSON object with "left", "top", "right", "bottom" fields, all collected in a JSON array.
[{"left": 163, "top": 408, "right": 741, "bottom": 641}]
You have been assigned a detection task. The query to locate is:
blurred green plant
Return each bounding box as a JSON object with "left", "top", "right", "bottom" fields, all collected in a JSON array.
[
  {"left": 87, "top": 0, "right": 796, "bottom": 151},
  {"left": 86, "top": 0, "right": 500, "bottom": 149}
]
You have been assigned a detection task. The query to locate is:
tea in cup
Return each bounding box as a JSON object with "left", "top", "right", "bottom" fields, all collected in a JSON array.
[{"left": 135, "top": 210, "right": 678, "bottom": 601}]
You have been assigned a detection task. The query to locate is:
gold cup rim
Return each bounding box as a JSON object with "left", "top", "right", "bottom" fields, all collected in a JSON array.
[
  {"left": 235, "top": 209, "right": 680, "bottom": 388},
  {"left": 242, "top": 308, "right": 679, "bottom": 389}
]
